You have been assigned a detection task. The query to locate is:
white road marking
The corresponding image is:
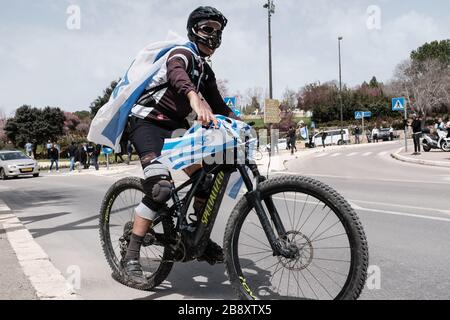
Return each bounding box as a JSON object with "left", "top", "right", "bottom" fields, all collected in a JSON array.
[
  {"left": 357, "top": 207, "right": 450, "bottom": 223},
  {"left": 330, "top": 153, "right": 342, "bottom": 157},
  {"left": 280, "top": 172, "right": 450, "bottom": 185},
  {"left": 362, "top": 152, "right": 373, "bottom": 157},
  {"left": 346, "top": 152, "right": 358, "bottom": 157},
  {"left": 314, "top": 153, "right": 329, "bottom": 158},
  {"left": 0, "top": 199, "right": 80, "bottom": 300},
  {"left": 378, "top": 151, "right": 388, "bottom": 156},
  {"left": 270, "top": 196, "right": 450, "bottom": 223},
  {"left": 349, "top": 199, "right": 450, "bottom": 216}
]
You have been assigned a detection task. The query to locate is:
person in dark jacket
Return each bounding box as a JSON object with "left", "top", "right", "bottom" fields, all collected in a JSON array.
[
  {"left": 122, "top": 6, "right": 236, "bottom": 285},
  {"left": 411, "top": 114, "right": 423, "bottom": 155},
  {"left": 67, "top": 142, "right": 78, "bottom": 172},
  {"left": 288, "top": 126, "right": 297, "bottom": 154},
  {"left": 321, "top": 130, "right": 328, "bottom": 148},
  {"left": 48, "top": 144, "right": 59, "bottom": 173}
]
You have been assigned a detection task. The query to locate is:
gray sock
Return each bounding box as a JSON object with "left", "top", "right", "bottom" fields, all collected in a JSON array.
[{"left": 125, "top": 233, "right": 144, "bottom": 261}]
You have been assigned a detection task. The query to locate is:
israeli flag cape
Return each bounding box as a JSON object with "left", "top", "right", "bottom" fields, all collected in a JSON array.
[
  {"left": 156, "top": 116, "right": 257, "bottom": 199},
  {"left": 87, "top": 32, "right": 198, "bottom": 152}
]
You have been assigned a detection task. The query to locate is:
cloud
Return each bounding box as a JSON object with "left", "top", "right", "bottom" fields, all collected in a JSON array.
[{"left": 0, "top": 0, "right": 449, "bottom": 115}]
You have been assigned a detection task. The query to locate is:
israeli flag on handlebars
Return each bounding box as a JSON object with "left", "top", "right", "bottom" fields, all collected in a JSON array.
[
  {"left": 87, "top": 32, "right": 198, "bottom": 152},
  {"left": 156, "top": 116, "right": 257, "bottom": 199}
]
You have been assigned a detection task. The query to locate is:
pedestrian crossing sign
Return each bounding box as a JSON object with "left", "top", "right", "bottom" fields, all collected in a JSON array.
[
  {"left": 392, "top": 97, "right": 406, "bottom": 111},
  {"left": 224, "top": 97, "right": 240, "bottom": 117}
]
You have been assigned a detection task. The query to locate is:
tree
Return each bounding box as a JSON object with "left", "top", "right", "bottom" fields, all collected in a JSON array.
[
  {"left": 281, "top": 87, "right": 298, "bottom": 111},
  {"left": 216, "top": 79, "right": 230, "bottom": 97},
  {"left": 90, "top": 80, "right": 119, "bottom": 118},
  {"left": 393, "top": 58, "right": 450, "bottom": 117},
  {"left": 64, "top": 112, "right": 81, "bottom": 132},
  {"left": 369, "top": 76, "right": 380, "bottom": 88},
  {"left": 74, "top": 110, "right": 91, "bottom": 121},
  {"left": 0, "top": 111, "right": 7, "bottom": 147},
  {"left": 5, "top": 105, "right": 65, "bottom": 149},
  {"left": 243, "top": 87, "right": 264, "bottom": 115},
  {"left": 411, "top": 40, "right": 450, "bottom": 65}
]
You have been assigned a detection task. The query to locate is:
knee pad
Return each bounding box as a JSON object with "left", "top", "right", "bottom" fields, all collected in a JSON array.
[{"left": 142, "top": 163, "right": 172, "bottom": 210}]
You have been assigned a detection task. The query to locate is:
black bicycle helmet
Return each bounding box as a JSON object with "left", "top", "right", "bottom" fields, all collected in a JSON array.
[{"left": 187, "top": 6, "right": 228, "bottom": 51}]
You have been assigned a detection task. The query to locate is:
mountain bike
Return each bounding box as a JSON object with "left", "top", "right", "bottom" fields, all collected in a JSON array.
[{"left": 99, "top": 125, "right": 368, "bottom": 300}]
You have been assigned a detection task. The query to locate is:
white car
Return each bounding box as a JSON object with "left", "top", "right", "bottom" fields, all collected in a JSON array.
[
  {"left": 0, "top": 150, "right": 40, "bottom": 180},
  {"left": 264, "top": 138, "right": 288, "bottom": 152},
  {"left": 313, "top": 129, "right": 350, "bottom": 146}
]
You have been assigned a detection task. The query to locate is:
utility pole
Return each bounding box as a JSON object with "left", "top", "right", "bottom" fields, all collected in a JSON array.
[
  {"left": 263, "top": 0, "right": 275, "bottom": 99},
  {"left": 338, "top": 36, "right": 344, "bottom": 143}
]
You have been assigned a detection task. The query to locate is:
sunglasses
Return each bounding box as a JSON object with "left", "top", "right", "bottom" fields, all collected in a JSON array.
[{"left": 198, "top": 25, "right": 222, "bottom": 36}]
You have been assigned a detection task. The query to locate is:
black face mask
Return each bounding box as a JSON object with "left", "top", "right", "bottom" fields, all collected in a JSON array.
[{"left": 192, "top": 22, "right": 223, "bottom": 51}]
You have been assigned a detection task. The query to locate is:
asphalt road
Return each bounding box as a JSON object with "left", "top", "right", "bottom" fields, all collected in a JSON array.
[{"left": 1, "top": 141, "right": 450, "bottom": 300}]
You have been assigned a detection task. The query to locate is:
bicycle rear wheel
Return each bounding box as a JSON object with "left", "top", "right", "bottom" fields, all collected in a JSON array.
[
  {"left": 224, "top": 176, "right": 368, "bottom": 300},
  {"left": 99, "top": 177, "right": 174, "bottom": 291}
]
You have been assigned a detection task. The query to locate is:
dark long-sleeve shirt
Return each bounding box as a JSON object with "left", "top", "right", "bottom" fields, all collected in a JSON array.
[{"left": 132, "top": 45, "right": 234, "bottom": 130}]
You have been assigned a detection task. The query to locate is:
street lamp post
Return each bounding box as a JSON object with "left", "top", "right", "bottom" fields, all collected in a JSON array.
[
  {"left": 263, "top": 0, "right": 275, "bottom": 99},
  {"left": 338, "top": 36, "right": 344, "bottom": 143}
]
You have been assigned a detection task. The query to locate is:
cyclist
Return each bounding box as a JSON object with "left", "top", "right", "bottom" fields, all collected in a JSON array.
[{"left": 121, "top": 6, "right": 238, "bottom": 286}]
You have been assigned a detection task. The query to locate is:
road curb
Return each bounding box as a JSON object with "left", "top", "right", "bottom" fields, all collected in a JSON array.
[
  {"left": 391, "top": 153, "right": 450, "bottom": 168},
  {"left": 0, "top": 199, "right": 81, "bottom": 300}
]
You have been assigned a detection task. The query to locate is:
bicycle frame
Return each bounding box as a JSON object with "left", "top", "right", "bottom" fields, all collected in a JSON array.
[{"left": 166, "top": 157, "right": 296, "bottom": 260}]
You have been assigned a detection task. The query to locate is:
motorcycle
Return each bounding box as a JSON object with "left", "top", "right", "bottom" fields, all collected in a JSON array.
[{"left": 422, "top": 129, "right": 450, "bottom": 152}]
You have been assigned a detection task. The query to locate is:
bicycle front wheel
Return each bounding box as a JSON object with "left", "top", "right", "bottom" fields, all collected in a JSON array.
[{"left": 224, "top": 176, "right": 368, "bottom": 300}]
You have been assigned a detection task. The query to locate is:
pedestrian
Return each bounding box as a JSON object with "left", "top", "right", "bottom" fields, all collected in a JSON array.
[
  {"left": 79, "top": 143, "right": 87, "bottom": 169},
  {"left": 25, "top": 141, "right": 33, "bottom": 158},
  {"left": 48, "top": 144, "right": 60, "bottom": 173},
  {"left": 92, "top": 144, "right": 101, "bottom": 171},
  {"left": 389, "top": 126, "right": 395, "bottom": 141},
  {"left": 115, "top": 138, "right": 129, "bottom": 164},
  {"left": 411, "top": 114, "right": 423, "bottom": 155},
  {"left": 46, "top": 140, "right": 53, "bottom": 159},
  {"left": 5, "top": 140, "right": 15, "bottom": 150},
  {"left": 321, "top": 130, "right": 328, "bottom": 148},
  {"left": 288, "top": 126, "right": 297, "bottom": 155},
  {"left": 372, "top": 126, "right": 379, "bottom": 143},
  {"left": 446, "top": 117, "right": 450, "bottom": 138},
  {"left": 127, "top": 140, "right": 134, "bottom": 164},
  {"left": 67, "top": 141, "right": 78, "bottom": 172},
  {"left": 435, "top": 118, "right": 445, "bottom": 131},
  {"left": 86, "top": 143, "right": 95, "bottom": 169},
  {"left": 354, "top": 125, "right": 361, "bottom": 144}
]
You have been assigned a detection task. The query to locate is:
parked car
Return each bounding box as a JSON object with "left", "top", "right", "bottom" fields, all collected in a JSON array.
[
  {"left": 0, "top": 150, "right": 40, "bottom": 180},
  {"left": 313, "top": 129, "right": 350, "bottom": 147},
  {"left": 263, "top": 138, "right": 288, "bottom": 153},
  {"left": 378, "top": 128, "right": 399, "bottom": 141}
]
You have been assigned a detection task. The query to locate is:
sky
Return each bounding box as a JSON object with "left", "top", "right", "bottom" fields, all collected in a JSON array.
[{"left": 0, "top": 0, "right": 449, "bottom": 116}]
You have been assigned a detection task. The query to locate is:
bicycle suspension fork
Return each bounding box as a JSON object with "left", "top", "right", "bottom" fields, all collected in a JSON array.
[{"left": 238, "top": 165, "right": 294, "bottom": 258}]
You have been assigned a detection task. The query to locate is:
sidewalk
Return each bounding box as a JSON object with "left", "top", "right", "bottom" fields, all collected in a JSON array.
[
  {"left": 0, "top": 225, "right": 37, "bottom": 300},
  {"left": 391, "top": 149, "right": 450, "bottom": 168},
  {"left": 0, "top": 199, "right": 79, "bottom": 300}
]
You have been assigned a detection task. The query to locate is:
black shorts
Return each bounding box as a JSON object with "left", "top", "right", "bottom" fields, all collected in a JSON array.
[{"left": 129, "top": 117, "right": 173, "bottom": 161}]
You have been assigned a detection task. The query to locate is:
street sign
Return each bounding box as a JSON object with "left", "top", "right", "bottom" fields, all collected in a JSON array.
[
  {"left": 392, "top": 97, "right": 406, "bottom": 111},
  {"left": 355, "top": 111, "right": 372, "bottom": 120},
  {"left": 264, "top": 99, "right": 281, "bottom": 124},
  {"left": 224, "top": 97, "right": 241, "bottom": 118},
  {"left": 102, "top": 147, "right": 113, "bottom": 155},
  {"left": 224, "top": 97, "right": 237, "bottom": 109}
]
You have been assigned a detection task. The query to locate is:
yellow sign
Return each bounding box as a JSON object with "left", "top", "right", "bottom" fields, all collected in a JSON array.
[{"left": 264, "top": 99, "right": 281, "bottom": 124}]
